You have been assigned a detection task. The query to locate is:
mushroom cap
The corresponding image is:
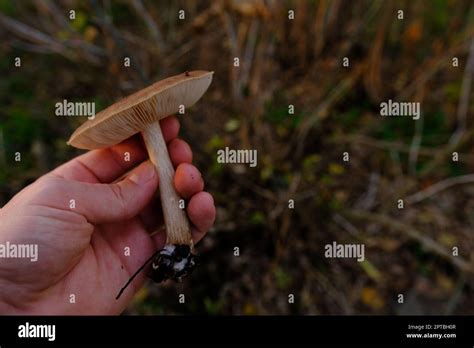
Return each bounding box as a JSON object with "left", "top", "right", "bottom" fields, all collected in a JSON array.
[{"left": 67, "top": 70, "right": 213, "bottom": 150}]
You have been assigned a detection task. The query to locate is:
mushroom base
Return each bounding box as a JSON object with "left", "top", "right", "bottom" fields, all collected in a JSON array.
[{"left": 147, "top": 244, "right": 198, "bottom": 282}]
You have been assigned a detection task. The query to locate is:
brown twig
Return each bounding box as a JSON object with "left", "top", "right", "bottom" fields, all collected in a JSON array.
[
  {"left": 408, "top": 91, "right": 425, "bottom": 175},
  {"left": 91, "top": 0, "right": 149, "bottom": 84},
  {"left": 241, "top": 18, "right": 259, "bottom": 93},
  {"left": 444, "top": 275, "right": 466, "bottom": 315},
  {"left": 0, "top": 12, "right": 71, "bottom": 56},
  {"left": 331, "top": 133, "right": 474, "bottom": 164},
  {"left": 343, "top": 210, "right": 473, "bottom": 273},
  {"left": 295, "top": 64, "right": 364, "bottom": 156},
  {"left": 0, "top": 11, "right": 104, "bottom": 65},
  {"left": 418, "top": 129, "right": 473, "bottom": 178},
  {"left": 363, "top": 2, "right": 392, "bottom": 103},
  {"left": 313, "top": 0, "right": 329, "bottom": 57},
  {"left": 269, "top": 172, "right": 301, "bottom": 220},
  {"left": 332, "top": 213, "right": 359, "bottom": 237},
  {"left": 221, "top": 10, "right": 241, "bottom": 101},
  {"left": 397, "top": 27, "right": 474, "bottom": 101},
  {"left": 129, "top": 0, "right": 165, "bottom": 50},
  {"left": 354, "top": 172, "right": 380, "bottom": 210},
  {"left": 35, "top": 0, "right": 70, "bottom": 28},
  {"left": 405, "top": 174, "right": 474, "bottom": 205},
  {"left": 450, "top": 37, "right": 474, "bottom": 146}
]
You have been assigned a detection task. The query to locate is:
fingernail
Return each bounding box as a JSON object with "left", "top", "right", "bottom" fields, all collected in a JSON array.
[{"left": 129, "top": 162, "right": 156, "bottom": 184}]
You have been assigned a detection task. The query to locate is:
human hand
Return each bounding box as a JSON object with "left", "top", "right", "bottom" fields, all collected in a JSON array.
[{"left": 0, "top": 116, "right": 216, "bottom": 314}]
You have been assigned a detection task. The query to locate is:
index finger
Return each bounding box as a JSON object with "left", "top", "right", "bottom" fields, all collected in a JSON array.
[{"left": 52, "top": 116, "right": 181, "bottom": 183}]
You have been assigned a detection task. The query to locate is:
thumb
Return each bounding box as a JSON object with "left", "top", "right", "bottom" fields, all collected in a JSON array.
[{"left": 70, "top": 161, "right": 158, "bottom": 224}]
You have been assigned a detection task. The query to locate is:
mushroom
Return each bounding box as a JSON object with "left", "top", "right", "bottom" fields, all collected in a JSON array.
[{"left": 67, "top": 70, "right": 213, "bottom": 297}]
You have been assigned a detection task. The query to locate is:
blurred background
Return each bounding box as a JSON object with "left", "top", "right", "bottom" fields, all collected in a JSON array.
[{"left": 1, "top": 0, "right": 474, "bottom": 315}]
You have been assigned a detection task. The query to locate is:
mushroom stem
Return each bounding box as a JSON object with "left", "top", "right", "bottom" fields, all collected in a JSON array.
[{"left": 141, "top": 121, "right": 192, "bottom": 246}]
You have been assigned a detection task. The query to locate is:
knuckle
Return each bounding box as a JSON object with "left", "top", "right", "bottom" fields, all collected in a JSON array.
[
  {"left": 109, "top": 184, "right": 131, "bottom": 218},
  {"left": 30, "top": 176, "right": 66, "bottom": 204}
]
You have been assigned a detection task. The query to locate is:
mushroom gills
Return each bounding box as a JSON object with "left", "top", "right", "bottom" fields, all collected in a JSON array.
[{"left": 147, "top": 244, "right": 198, "bottom": 283}]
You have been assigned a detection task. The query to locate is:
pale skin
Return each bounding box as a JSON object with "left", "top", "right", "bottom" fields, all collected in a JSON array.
[{"left": 0, "top": 116, "right": 216, "bottom": 314}]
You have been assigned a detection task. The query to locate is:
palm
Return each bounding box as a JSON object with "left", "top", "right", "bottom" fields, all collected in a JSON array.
[
  {"left": 44, "top": 218, "right": 160, "bottom": 314},
  {"left": 57, "top": 221, "right": 161, "bottom": 314},
  {"left": 2, "top": 182, "right": 162, "bottom": 314}
]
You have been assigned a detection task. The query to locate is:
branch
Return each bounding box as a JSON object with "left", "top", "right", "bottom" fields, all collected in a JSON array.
[
  {"left": 91, "top": 0, "right": 149, "bottom": 84},
  {"left": 450, "top": 37, "right": 474, "bottom": 146},
  {"left": 296, "top": 64, "right": 364, "bottom": 156},
  {"left": 405, "top": 174, "right": 474, "bottom": 204},
  {"left": 397, "top": 27, "right": 474, "bottom": 101},
  {"left": 0, "top": 12, "right": 68, "bottom": 54},
  {"left": 240, "top": 19, "right": 259, "bottom": 92},
  {"left": 344, "top": 210, "right": 473, "bottom": 273},
  {"left": 409, "top": 107, "right": 424, "bottom": 175},
  {"left": 129, "top": 0, "right": 165, "bottom": 50},
  {"left": 330, "top": 134, "right": 474, "bottom": 164},
  {"left": 0, "top": 12, "right": 104, "bottom": 65}
]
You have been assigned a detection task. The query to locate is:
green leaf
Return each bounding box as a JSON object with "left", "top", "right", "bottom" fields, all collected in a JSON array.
[
  {"left": 250, "top": 211, "right": 265, "bottom": 225},
  {"left": 359, "top": 260, "right": 382, "bottom": 282},
  {"left": 224, "top": 119, "right": 240, "bottom": 132}
]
